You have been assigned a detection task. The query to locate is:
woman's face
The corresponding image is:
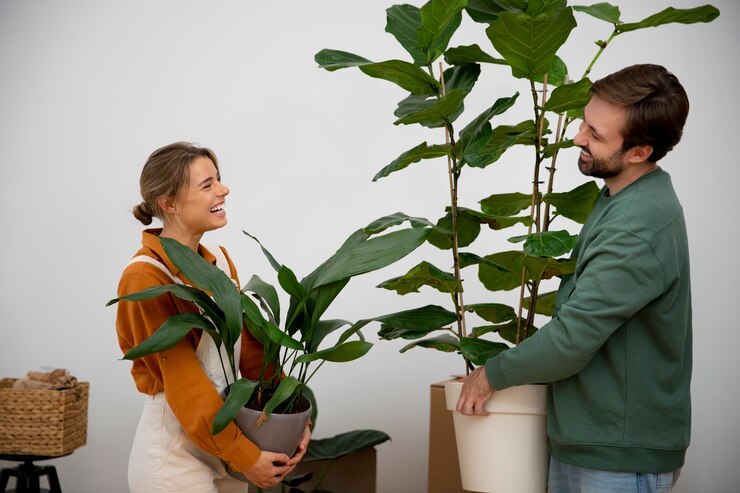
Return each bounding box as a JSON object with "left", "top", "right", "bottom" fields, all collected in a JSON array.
[{"left": 169, "top": 156, "right": 230, "bottom": 235}]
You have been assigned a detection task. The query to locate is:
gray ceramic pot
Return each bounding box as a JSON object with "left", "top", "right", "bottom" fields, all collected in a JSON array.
[{"left": 220, "top": 390, "right": 311, "bottom": 482}]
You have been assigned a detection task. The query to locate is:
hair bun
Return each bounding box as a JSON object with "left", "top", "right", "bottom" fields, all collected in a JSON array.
[{"left": 133, "top": 201, "right": 153, "bottom": 225}]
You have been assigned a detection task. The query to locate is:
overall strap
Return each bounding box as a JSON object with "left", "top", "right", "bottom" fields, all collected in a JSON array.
[
  {"left": 126, "top": 255, "right": 182, "bottom": 284},
  {"left": 125, "top": 247, "right": 233, "bottom": 283}
]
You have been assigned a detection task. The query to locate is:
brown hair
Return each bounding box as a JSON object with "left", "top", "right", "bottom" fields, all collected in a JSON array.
[
  {"left": 589, "top": 64, "right": 689, "bottom": 163},
  {"left": 133, "top": 142, "right": 219, "bottom": 225}
]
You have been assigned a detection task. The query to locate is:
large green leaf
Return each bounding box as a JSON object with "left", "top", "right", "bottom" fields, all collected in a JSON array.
[
  {"left": 543, "top": 180, "right": 600, "bottom": 223},
  {"left": 305, "top": 430, "right": 391, "bottom": 462},
  {"left": 243, "top": 230, "right": 282, "bottom": 273},
  {"left": 212, "top": 379, "right": 259, "bottom": 434},
  {"left": 394, "top": 88, "right": 467, "bottom": 126},
  {"left": 309, "top": 227, "right": 430, "bottom": 289},
  {"left": 465, "top": 0, "right": 527, "bottom": 23},
  {"left": 123, "top": 312, "right": 214, "bottom": 360},
  {"left": 471, "top": 319, "right": 520, "bottom": 337},
  {"left": 379, "top": 324, "right": 437, "bottom": 341},
  {"left": 460, "top": 337, "right": 510, "bottom": 365},
  {"left": 373, "top": 142, "right": 452, "bottom": 181},
  {"left": 314, "top": 49, "right": 372, "bottom": 71},
  {"left": 263, "top": 320, "right": 304, "bottom": 351},
  {"left": 278, "top": 264, "right": 307, "bottom": 302},
  {"left": 464, "top": 119, "right": 537, "bottom": 168},
  {"left": 262, "top": 376, "right": 305, "bottom": 420},
  {"left": 444, "top": 63, "right": 482, "bottom": 94},
  {"left": 523, "top": 289, "right": 557, "bottom": 316},
  {"left": 162, "top": 238, "right": 242, "bottom": 351},
  {"left": 310, "top": 278, "right": 351, "bottom": 327},
  {"left": 479, "top": 250, "right": 574, "bottom": 291},
  {"left": 394, "top": 95, "right": 444, "bottom": 129},
  {"left": 400, "top": 334, "right": 460, "bottom": 353},
  {"left": 460, "top": 206, "right": 533, "bottom": 230},
  {"left": 444, "top": 44, "right": 507, "bottom": 65},
  {"left": 243, "top": 275, "right": 280, "bottom": 325},
  {"left": 496, "top": 319, "right": 538, "bottom": 344},
  {"left": 373, "top": 305, "right": 458, "bottom": 334},
  {"left": 307, "top": 319, "right": 351, "bottom": 353},
  {"left": 543, "top": 138, "right": 575, "bottom": 159},
  {"left": 527, "top": 0, "right": 567, "bottom": 16},
  {"left": 385, "top": 4, "right": 426, "bottom": 65},
  {"left": 364, "top": 212, "right": 435, "bottom": 234},
  {"left": 573, "top": 3, "right": 621, "bottom": 24},
  {"left": 296, "top": 340, "right": 373, "bottom": 364},
  {"left": 543, "top": 78, "right": 592, "bottom": 114},
  {"left": 109, "top": 283, "right": 224, "bottom": 329},
  {"left": 378, "top": 261, "right": 461, "bottom": 295},
  {"left": 459, "top": 93, "right": 520, "bottom": 149},
  {"left": 418, "top": 0, "right": 468, "bottom": 64},
  {"left": 508, "top": 230, "right": 579, "bottom": 257},
  {"left": 616, "top": 5, "right": 720, "bottom": 34},
  {"left": 427, "top": 210, "right": 481, "bottom": 250},
  {"left": 241, "top": 292, "right": 303, "bottom": 351},
  {"left": 487, "top": 8, "right": 576, "bottom": 79},
  {"left": 359, "top": 60, "right": 440, "bottom": 95},
  {"left": 479, "top": 192, "right": 533, "bottom": 216},
  {"left": 458, "top": 251, "right": 507, "bottom": 270},
  {"left": 466, "top": 303, "right": 517, "bottom": 323},
  {"left": 393, "top": 66, "right": 483, "bottom": 124}
]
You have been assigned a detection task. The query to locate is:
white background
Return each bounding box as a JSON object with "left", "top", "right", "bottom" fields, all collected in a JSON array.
[{"left": 1, "top": 1, "right": 737, "bottom": 492}]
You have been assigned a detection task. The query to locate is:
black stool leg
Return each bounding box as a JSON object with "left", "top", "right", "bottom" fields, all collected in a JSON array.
[
  {"left": 44, "top": 466, "right": 61, "bottom": 493},
  {"left": 0, "top": 468, "right": 11, "bottom": 492}
]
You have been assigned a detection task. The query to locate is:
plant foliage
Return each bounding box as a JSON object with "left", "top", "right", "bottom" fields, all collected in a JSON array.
[
  {"left": 316, "top": 0, "right": 719, "bottom": 371},
  {"left": 109, "top": 224, "right": 430, "bottom": 433}
]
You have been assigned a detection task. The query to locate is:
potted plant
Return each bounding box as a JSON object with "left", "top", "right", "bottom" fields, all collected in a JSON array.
[
  {"left": 107, "top": 223, "right": 430, "bottom": 479},
  {"left": 315, "top": 1, "right": 719, "bottom": 491}
]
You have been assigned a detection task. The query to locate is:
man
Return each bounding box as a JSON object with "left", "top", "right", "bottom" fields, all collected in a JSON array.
[{"left": 457, "top": 64, "right": 692, "bottom": 493}]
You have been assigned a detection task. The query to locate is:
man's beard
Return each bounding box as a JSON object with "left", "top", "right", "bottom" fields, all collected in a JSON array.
[{"left": 578, "top": 147, "right": 626, "bottom": 179}]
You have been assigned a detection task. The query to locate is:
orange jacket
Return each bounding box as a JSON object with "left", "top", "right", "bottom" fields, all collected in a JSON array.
[{"left": 116, "top": 229, "right": 265, "bottom": 472}]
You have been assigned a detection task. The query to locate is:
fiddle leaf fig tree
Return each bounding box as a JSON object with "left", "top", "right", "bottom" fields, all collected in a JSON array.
[{"left": 316, "top": 0, "right": 719, "bottom": 372}]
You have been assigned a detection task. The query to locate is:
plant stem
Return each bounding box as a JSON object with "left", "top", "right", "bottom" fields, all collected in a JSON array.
[
  {"left": 516, "top": 76, "right": 548, "bottom": 344},
  {"left": 439, "top": 62, "right": 470, "bottom": 374},
  {"left": 543, "top": 111, "right": 566, "bottom": 231},
  {"left": 582, "top": 30, "right": 618, "bottom": 81}
]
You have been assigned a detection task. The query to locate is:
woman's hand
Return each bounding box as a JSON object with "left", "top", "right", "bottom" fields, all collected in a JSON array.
[
  {"left": 242, "top": 451, "right": 292, "bottom": 488},
  {"left": 285, "top": 424, "right": 312, "bottom": 468}
]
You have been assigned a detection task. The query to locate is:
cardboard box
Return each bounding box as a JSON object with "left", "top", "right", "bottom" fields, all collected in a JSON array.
[
  {"left": 428, "top": 381, "right": 473, "bottom": 493},
  {"left": 253, "top": 447, "right": 376, "bottom": 493}
]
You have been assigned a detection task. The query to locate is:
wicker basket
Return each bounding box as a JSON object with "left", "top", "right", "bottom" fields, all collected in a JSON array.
[{"left": 0, "top": 378, "right": 89, "bottom": 456}]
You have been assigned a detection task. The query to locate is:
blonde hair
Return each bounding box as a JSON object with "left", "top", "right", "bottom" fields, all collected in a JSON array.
[{"left": 133, "top": 142, "right": 219, "bottom": 225}]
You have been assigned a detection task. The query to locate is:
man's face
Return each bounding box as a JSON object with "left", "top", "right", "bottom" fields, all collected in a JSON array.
[{"left": 573, "top": 96, "right": 629, "bottom": 179}]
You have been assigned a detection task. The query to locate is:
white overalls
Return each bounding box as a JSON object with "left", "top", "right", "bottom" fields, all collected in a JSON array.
[{"left": 126, "top": 249, "right": 248, "bottom": 493}]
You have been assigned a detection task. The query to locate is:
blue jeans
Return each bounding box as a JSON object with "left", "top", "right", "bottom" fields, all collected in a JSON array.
[{"left": 548, "top": 456, "right": 681, "bottom": 493}]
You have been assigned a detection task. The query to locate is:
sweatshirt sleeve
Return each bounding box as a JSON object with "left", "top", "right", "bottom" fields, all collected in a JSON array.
[
  {"left": 486, "top": 228, "right": 667, "bottom": 390},
  {"left": 116, "top": 266, "right": 262, "bottom": 473}
]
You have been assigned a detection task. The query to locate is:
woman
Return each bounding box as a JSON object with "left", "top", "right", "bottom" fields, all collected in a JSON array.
[{"left": 116, "top": 142, "right": 309, "bottom": 492}]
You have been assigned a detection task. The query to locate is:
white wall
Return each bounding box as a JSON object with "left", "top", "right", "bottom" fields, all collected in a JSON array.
[{"left": 0, "top": 1, "right": 737, "bottom": 492}]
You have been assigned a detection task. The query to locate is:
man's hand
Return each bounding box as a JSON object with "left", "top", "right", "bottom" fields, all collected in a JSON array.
[
  {"left": 243, "top": 451, "right": 292, "bottom": 488},
  {"left": 456, "top": 366, "right": 495, "bottom": 416}
]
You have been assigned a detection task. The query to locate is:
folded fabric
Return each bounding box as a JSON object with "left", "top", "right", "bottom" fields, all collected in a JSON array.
[{"left": 12, "top": 368, "right": 78, "bottom": 390}]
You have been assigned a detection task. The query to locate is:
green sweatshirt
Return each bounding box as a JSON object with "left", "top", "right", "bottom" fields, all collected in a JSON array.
[{"left": 486, "top": 168, "right": 692, "bottom": 473}]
